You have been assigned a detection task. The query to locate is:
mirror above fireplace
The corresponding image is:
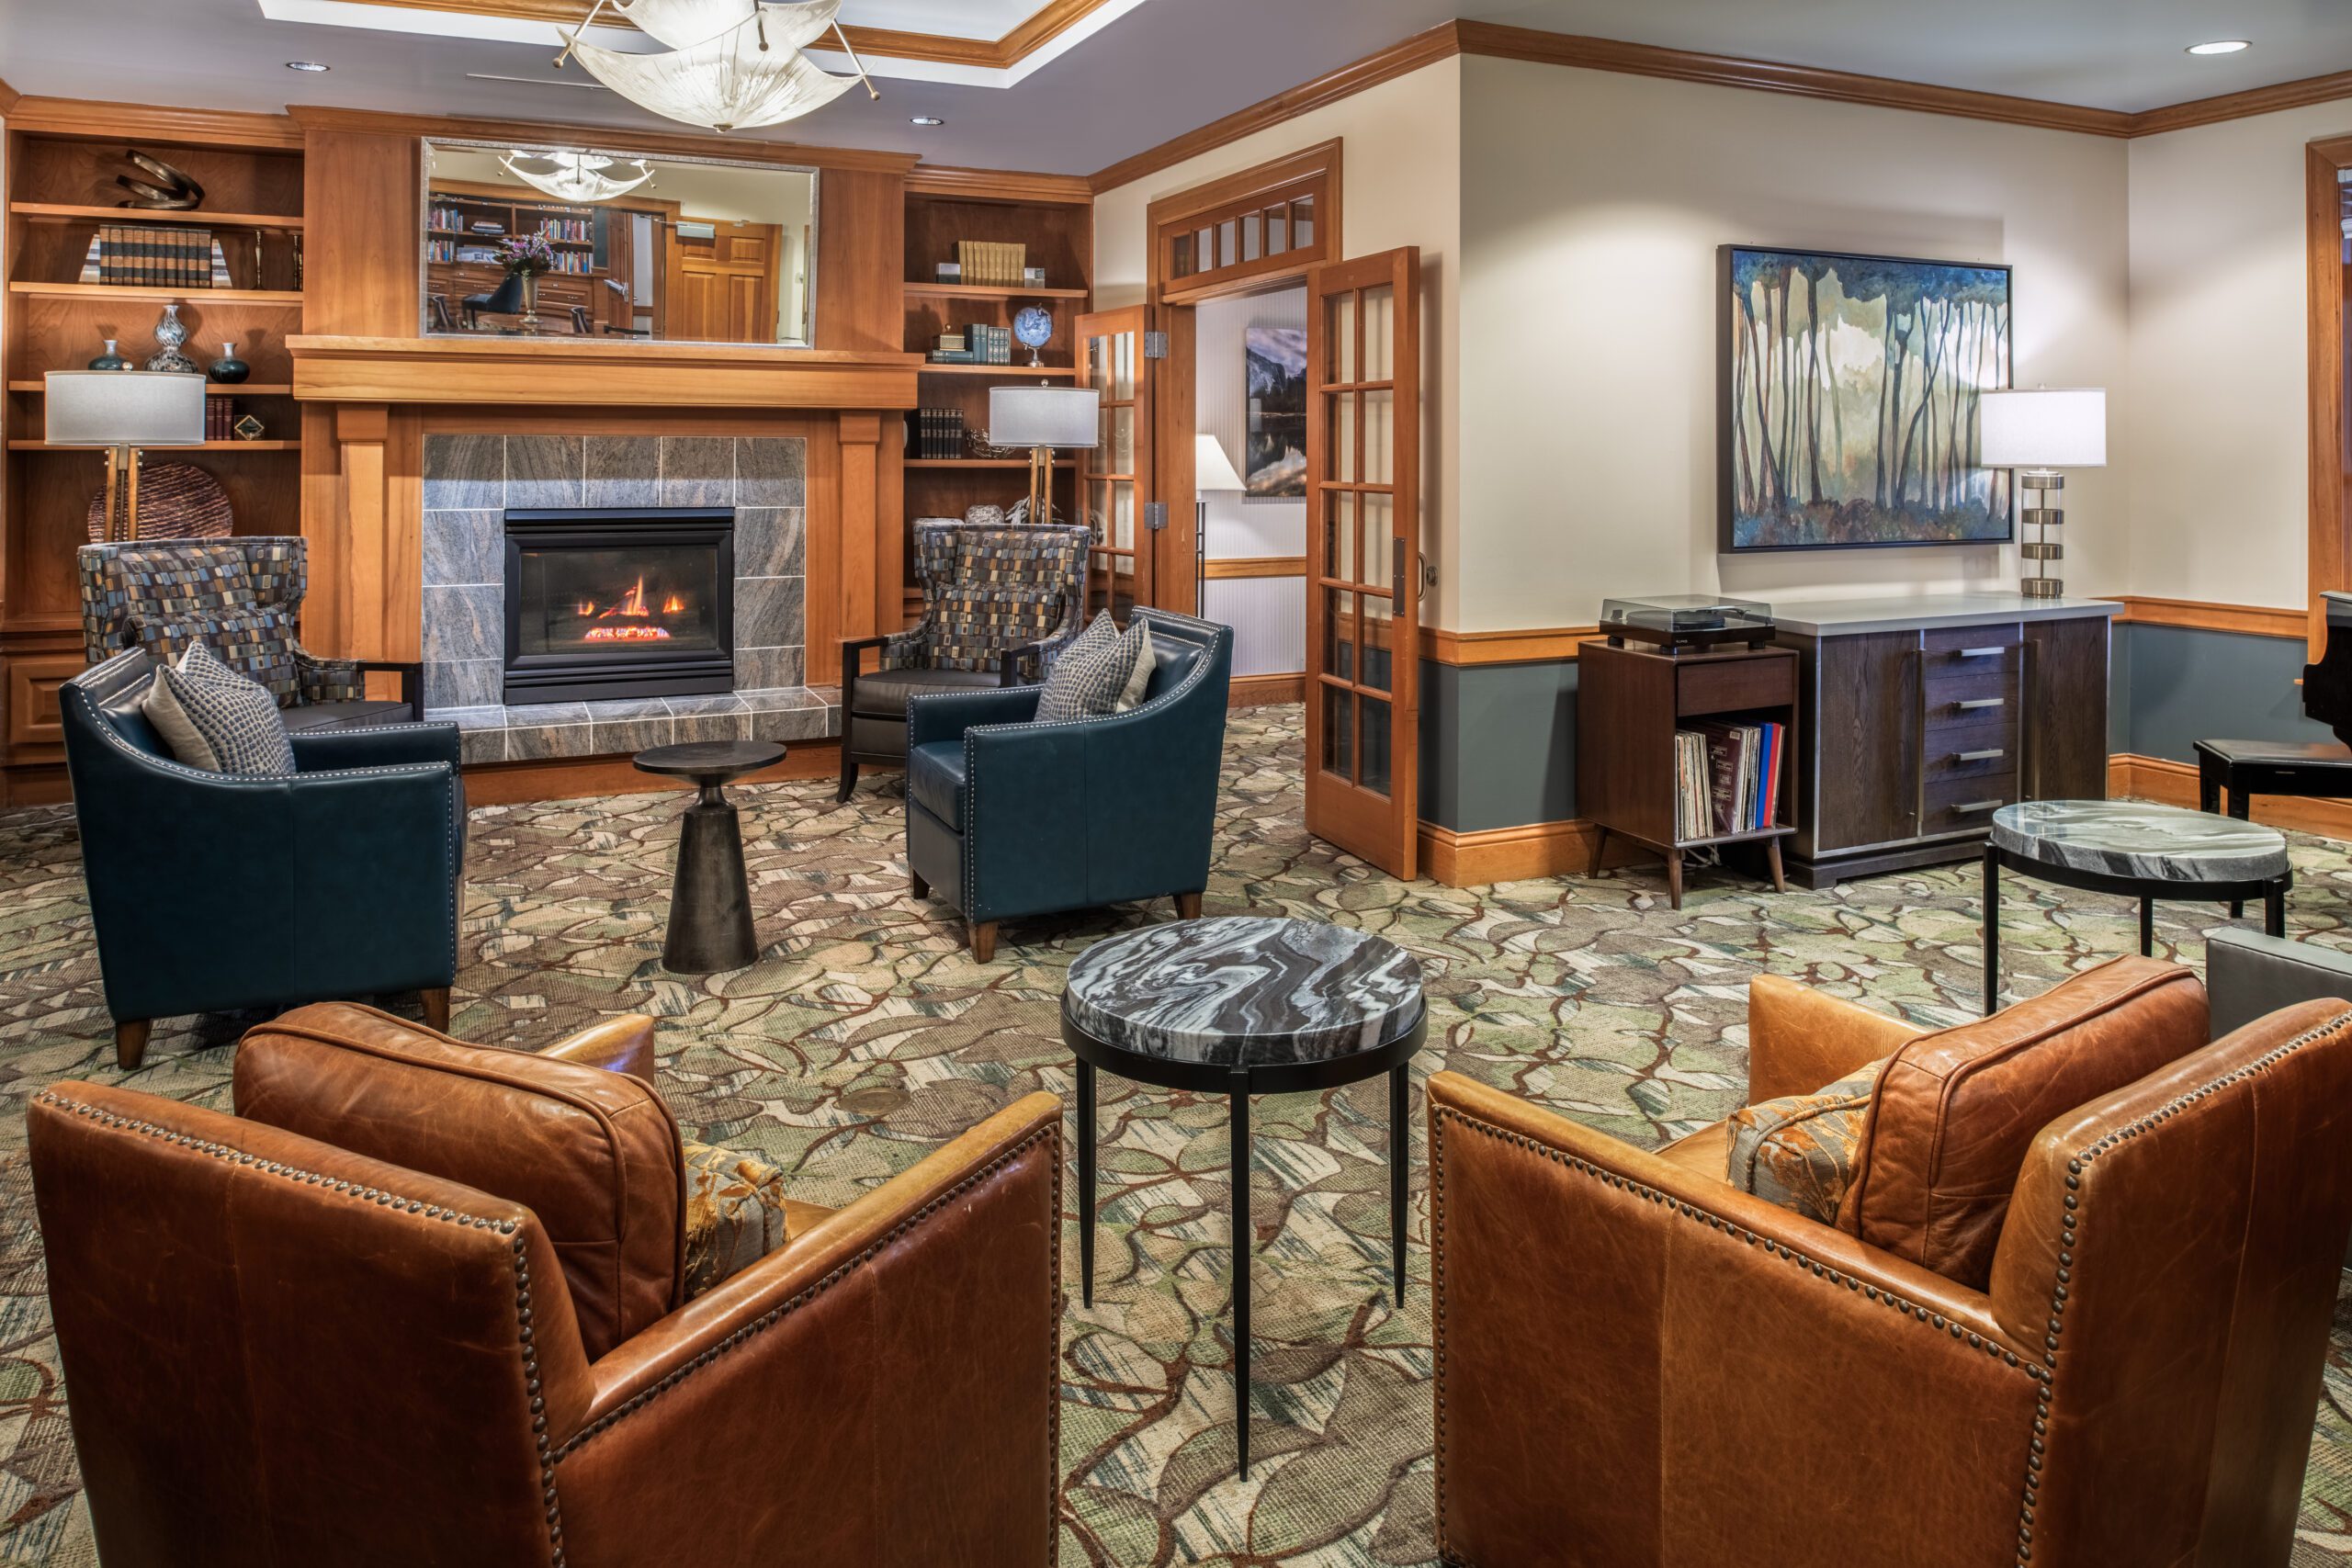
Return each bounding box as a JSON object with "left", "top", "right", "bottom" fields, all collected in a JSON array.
[{"left": 422, "top": 139, "right": 818, "bottom": 347}]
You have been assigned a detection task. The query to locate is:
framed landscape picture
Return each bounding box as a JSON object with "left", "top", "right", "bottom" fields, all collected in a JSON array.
[
  {"left": 1719, "top": 245, "right": 2012, "bottom": 552},
  {"left": 1245, "top": 324, "right": 1308, "bottom": 498}
]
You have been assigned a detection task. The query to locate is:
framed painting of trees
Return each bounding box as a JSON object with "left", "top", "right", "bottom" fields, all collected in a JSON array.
[{"left": 1719, "top": 246, "right": 2012, "bottom": 551}]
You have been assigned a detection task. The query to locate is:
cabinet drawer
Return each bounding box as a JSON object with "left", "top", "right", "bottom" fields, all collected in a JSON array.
[
  {"left": 1922, "top": 639, "right": 2021, "bottom": 679},
  {"left": 1923, "top": 671, "right": 2018, "bottom": 725},
  {"left": 1677, "top": 656, "right": 1793, "bottom": 716},
  {"left": 1924, "top": 731, "right": 2017, "bottom": 782},
  {"left": 1923, "top": 623, "right": 2020, "bottom": 656},
  {"left": 1922, "top": 775, "right": 2017, "bottom": 835}
]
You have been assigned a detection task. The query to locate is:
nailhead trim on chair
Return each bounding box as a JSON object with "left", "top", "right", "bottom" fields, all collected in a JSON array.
[
  {"left": 34, "top": 1089, "right": 566, "bottom": 1565},
  {"left": 554, "top": 1119, "right": 1064, "bottom": 1567},
  {"left": 2007, "top": 1005, "right": 2352, "bottom": 1567},
  {"left": 1427, "top": 1103, "right": 2044, "bottom": 1567},
  {"left": 907, "top": 609, "right": 1225, "bottom": 926}
]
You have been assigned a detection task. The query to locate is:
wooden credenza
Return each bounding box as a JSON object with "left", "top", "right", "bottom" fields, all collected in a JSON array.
[{"left": 1772, "top": 596, "right": 2120, "bottom": 888}]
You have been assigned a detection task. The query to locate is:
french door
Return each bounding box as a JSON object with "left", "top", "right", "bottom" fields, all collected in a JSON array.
[
  {"left": 1074, "top": 307, "right": 1156, "bottom": 620},
  {"left": 1305, "top": 248, "right": 1422, "bottom": 879}
]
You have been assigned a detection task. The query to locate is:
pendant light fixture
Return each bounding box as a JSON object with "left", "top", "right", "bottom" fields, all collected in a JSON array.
[
  {"left": 557, "top": 0, "right": 878, "bottom": 134},
  {"left": 498, "top": 149, "right": 657, "bottom": 203}
]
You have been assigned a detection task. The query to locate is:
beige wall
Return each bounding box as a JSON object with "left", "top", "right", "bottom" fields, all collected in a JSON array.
[
  {"left": 1458, "top": 57, "right": 2132, "bottom": 632},
  {"left": 1094, "top": 59, "right": 1467, "bottom": 622},
  {"left": 2126, "top": 101, "right": 2352, "bottom": 610}
]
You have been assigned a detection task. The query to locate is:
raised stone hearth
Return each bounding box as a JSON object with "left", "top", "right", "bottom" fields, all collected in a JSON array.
[{"left": 434, "top": 686, "right": 838, "bottom": 766}]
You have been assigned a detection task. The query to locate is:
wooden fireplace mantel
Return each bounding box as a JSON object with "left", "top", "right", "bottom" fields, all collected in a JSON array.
[{"left": 289, "top": 334, "right": 924, "bottom": 411}]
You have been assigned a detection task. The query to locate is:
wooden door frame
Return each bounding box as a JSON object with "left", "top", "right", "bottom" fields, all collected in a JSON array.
[
  {"left": 1145, "top": 141, "right": 1344, "bottom": 615},
  {"left": 2308, "top": 136, "right": 2352, "bottom": 658}
]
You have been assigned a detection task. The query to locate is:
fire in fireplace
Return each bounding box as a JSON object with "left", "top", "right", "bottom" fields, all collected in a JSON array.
[{"left": 503, "top": 507, "right": 735, "bottom": 705}]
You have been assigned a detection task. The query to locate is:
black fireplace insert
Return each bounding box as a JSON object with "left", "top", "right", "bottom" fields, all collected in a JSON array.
[{"left": 503, "top": 507, "right": 734, "bottom": 705}]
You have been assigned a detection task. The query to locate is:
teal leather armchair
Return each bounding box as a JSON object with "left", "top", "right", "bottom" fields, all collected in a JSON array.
[
  {"left": 903, "top": 609, "right": 1232, "bottom": 960},
  {"left": 60, "top": 649, "right": 465, "bottom": 1069}
]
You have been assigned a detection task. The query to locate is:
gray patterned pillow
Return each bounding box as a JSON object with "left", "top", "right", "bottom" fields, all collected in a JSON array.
[
  {"left": 144, "top": 641, "right": 296, "bottom": 776},
  {"left": 1035, "top": 612, "right": 1151, "bottom": 724}
]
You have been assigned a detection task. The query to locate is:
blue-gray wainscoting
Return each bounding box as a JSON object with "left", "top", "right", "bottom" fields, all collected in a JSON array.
[{"left": 2110, "top": 623, "right": 2328, "bottom": 765}]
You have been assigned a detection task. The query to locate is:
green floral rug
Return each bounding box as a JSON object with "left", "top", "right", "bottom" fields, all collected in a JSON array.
[{"left": 1, "top": 704, "right": 2350, "bottom": 1565}]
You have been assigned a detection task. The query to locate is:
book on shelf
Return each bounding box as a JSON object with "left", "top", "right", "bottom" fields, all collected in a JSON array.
[
  {"left": 80, "top": 226, "right": 230, "bottom": 288},
  {"left": 912, "top": 406, "right": 970, "bottom": 460}
]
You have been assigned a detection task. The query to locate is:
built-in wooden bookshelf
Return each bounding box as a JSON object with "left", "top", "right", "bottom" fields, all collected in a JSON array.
[
  {"left": 1, "top": 114, "right": 307, "bottom": 802},
  {"left": 899, "top": 170, "right": 1093, "bottom": 616}
]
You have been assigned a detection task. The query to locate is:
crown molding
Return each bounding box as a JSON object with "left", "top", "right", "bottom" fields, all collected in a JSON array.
[
  {"left": 2, "top": 97, "right": 303, "bottom": 149},
  {"left": 0, "top": 79, "right": 20, "bottom": 116},
  {"left": 907, "top": 164, "right": 1093, "bottom": 204},
  {"left": 286, "top": 104, "right": 920, "bottom": 173},
  {"left": 1090, "top": 17, "right": 2352, "bottom": 194},
  {"left": 348, "top": 0, "right": 1116, "bottom": 70}
]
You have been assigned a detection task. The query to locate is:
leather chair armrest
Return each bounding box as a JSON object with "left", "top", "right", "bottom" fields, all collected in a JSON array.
[
  {"left": 2205, "top": 929, "right": 2352, "bottom": 1037},
  {"left": 1425, "top": 1070, "right": 2041, "bottom": 1564},
  {"left": 538, "top": 1015, "right": 658, "bottom": 1086},
  {"left": 553, "top": 1091, "right": 1062, "bottom": 1563},
  {"left": 289, "top": 720, "right": 461, "bottom": 773},
  {"left": 905, "top": 684, "right": 1043, "bottom": 751},
  {"left": 1746, "top": 973, "right": 1927, "bottom": 1104}
]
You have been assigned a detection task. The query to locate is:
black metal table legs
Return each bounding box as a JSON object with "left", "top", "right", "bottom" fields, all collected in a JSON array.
[
  {"left": 663, "top": 779, "right": 757, "bottom": 974},
  {"left": 1984, "top": 843, "right": 2000, "bottom": 1016},
  {"left": 1230, "top": 1070, "right": 1252, "bottom": 1479},
  {"left": 1077, "top": 1058, "right": 1096, "bottom": 1308},
  {"left": 1389, "top": 1064, "right": 1409, "bottom": 1307}
]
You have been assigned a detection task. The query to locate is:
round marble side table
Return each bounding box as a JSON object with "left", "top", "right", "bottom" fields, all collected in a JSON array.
[
  {"left": 633, "top": 739, "right": 786, "bottom": 975},
  {"left": 1060, "top": 916, "right": 1426, "bottom": 1479},
  {"left": 1984, "top": 799, "right": 2290, "bottom": 1014}
]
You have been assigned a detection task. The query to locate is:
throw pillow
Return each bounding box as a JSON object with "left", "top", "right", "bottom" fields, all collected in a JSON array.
[
  {"left": 1838, "top": 954, "right": 2208, "bottom": 1289},
  {"left": 1035, "top": 611, "right": 1150, "bottom": 724},
  {"left": 143, "top": 641, "right": 296, "bottom": 776},
  {"left": 1725, "top": 1058, "right": 1885, "bottom": 1224},
  {"left": 1114, "top": 615, "right": 1155, "bottom": 712},
  {"left": 682, "top": 1140, "right": 799, "bottom": 1297}
]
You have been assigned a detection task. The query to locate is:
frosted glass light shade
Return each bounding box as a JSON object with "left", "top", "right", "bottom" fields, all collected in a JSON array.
[
  {"left": 1195, "top": 434, "right": 1246, "bottom": 493},
  {"left": 990, "top": 387, "right": 1100, "bottom": 449},
  {"left": 1980, "top": 388, "right": 2106, "bottom": 469},
  {"left": 45, "top": 371, "right": 205, "bottom": 447}
]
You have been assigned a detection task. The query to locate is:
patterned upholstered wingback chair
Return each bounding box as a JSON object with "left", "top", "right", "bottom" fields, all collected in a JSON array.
[
  {"left": 836, "top": 521, "right": 1090, "bottom": 800},
  {"left": 78, "top": 536, "right": 419, "bottom": 730}
]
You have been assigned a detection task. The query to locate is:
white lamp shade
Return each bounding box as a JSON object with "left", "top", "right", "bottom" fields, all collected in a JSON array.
[
  {"left": 989, "top": 386, "right": 1100, "bottom": 450},
  {"left": 45, "top": 371, "right": 207, "bottom": 447},
  {"left": 1979, "top": 388, "right": 2106, "bottom": 469},
  {"left": 1194, "top": 434, "right": 1246, "bottom": 493}
]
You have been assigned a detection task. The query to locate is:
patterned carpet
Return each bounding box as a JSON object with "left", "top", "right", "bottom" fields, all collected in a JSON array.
[{"left": 3, "top": 703, "right": 2352, "bottom": 1564}]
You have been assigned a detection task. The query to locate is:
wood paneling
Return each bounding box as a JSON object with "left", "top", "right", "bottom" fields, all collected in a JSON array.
[
  {"left": 1230, "top": 672, "right": 1305, "bottom": 706},
  {"left": 305, "top": 130, "right": 418, "bottom": 338},
  {"left": 287, "top": 107, "right": 915, "bottom": 176},
  {"left": 2109, "top": 752, "right": 2352, "bottom": 839},
  {"left": 3, "top": 98, "right": 300, "bottom": 149},
  {"left": 906, "top": 165, "right": 1093, "bottom": 206},
  {"left": 1417, "top": 817, "right": 1649, "bottom": 887},
  {"left": 2108, "top": 594, "right": 2308, "bottom": 639},
  {"left": 2025, "top": 615, "right": 2110, "bottom": 800},
  {"left": 1204, "top": 556, "right": 1307, "bottom": 580},
  {"left": 0, "top": 79, "right": 20, "bottom": 116},
  {"left": 5, "top": 650, "right": 80, "bottom": 749},
  {"left": 1807, "top": 631, "right": 1922, "bottom": 854},
  {"left": 818, "top": 168, "right": 910, "bottom": 355},
  {"left": 1419, "top": 626, "right": 1600, "bottom": 665},
  {"left": 290, "top": 335, "right": 921, "bottom": 410},
  {"left": 2312, "top": 139, "right": 2352, "bottom": 660}
]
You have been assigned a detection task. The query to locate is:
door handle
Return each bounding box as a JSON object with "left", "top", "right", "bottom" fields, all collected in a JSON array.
[
  {"left": 1954, "top": 647, "right": 2007, "bottom": 659},
  {"left": 1954, "top": 697, "right": 2006, "bottom": 710},
  {"left": 1951, "top": 799, "right": 2005, "bottom": 814},
  {"left": 1955, "top": 749, "right": 2006, "bottom": 762}
]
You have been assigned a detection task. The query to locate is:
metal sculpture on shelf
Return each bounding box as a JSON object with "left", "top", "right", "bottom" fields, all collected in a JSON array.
[{"left": 114, "top": 150, "right": 204, "bottom": 210}]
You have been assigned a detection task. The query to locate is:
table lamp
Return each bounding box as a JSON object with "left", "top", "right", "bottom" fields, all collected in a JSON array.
[
  {"left": 1980, "top": 387, "right": 2106, "bottom": 600},
  {"left": 989, "top": 385, "right": 1100, "bottom": 528},
  {"left": 45, "top": 370, "right": 207, "bottom": 542},
  {"left": 1194, "top": 434, "right": 1246, "bottom": 606}
]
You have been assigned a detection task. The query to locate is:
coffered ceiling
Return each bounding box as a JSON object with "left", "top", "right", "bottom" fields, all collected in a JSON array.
[{"left": 3, "top": 0, "right": 2352, "bottom": 177}]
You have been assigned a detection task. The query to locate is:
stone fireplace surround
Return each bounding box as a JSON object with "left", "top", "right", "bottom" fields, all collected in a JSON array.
[{"left": 420, "top": 432, "right": 837, "bottom": 765}]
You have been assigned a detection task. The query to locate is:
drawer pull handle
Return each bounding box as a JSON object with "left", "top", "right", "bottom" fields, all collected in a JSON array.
[
  {"left": 1954, "top": 697, "right": 2006, "bottom": 710},
  {"left": 1955, "top": 749, "right": 2007, "bottom": 762},
  {"left": 1951, "top": 799, "right": 2005, "bottom": 814},
  {"left": 1954, "top": 647, "right": 2007, "bottom": 659}
]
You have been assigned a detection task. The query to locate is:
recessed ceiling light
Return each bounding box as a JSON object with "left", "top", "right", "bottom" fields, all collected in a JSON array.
[
  {"left": 285, "top": 60, "right": 332, "bottom": 72},
  {"left": 2186, "top": 39, "right": 2250, "bottom": 54},
  {"left": 910, "top": 116, "right": 944, "bottom": 127}
]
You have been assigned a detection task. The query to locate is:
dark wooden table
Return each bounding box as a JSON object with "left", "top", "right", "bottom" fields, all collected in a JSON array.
[
  {"left": 633, "top": 739, "right": 786, "bottom": 974},
  {"left": 1060, "top": 916, "right": 1426, "bottom": 1479}
]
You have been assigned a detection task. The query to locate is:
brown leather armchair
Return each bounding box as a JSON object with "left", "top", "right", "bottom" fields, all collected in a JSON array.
[
  {"left": 29, "top": 1003, "right": 1062, "bottom": 1568},
  {"left": 1428, "top": 976, "right": 2352, "bottom": 1568}
]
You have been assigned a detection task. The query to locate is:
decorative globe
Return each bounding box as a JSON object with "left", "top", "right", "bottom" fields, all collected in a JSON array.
[{"left": 1012, "top": 305, "right": 1054, "bottom": 366}]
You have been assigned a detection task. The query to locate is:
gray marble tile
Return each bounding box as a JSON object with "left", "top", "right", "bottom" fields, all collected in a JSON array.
[
  {"left": 423, "top": 434, "right": 503, "bottom": 510},
  {"left": 424, "top": 659, "right": 502, "bottom": 711},
  {"left": 738, "top": 686, "right": 826, "bottom": 715},
  {"left": 505, "top": 722, "right": 599, "bottom": 761},
  {"left": 582, "top": 697, "right": 673, "bottom": 723},
  {"left": 734, "top": 508, "right": 805, "bottom": 579},
  {"left": 508, "top": 435, "right": 584, "bottom": 508},
  {"left": 664, "top": 693, "right": 749, "bottom": 717},
  {"left": 662, "top": 436, "right": 734, "bottom": 506},
  {"left": 590, "top": 715, "right": 674, "bottom": 755},
  {"left": 805, "top": 683, "right": 841, "bottom": 708},
  {"left": 673, "top": 708, "right": 751, "bottom": 744},
  {"left": 748, "top": 703, "right": 836, "bottom": 745},
  {"left": 435, "top": 705, "right": 508, "bottom": 730},
  {"left": 735, "top": 646, "right": 804, "bottom": 690},
  {"left": 458, "top": 727, "right": 507, "bottom": 766},
  {"left": 585, "top": 436, "right": 661, "bottom": 508},
  {"left": 423, "top": 584, "right": 503, "bottom": 663},
  {"left": 738, "top": 438, "right": 807, "bottom": 507},
  {"left": 499, "top": 701, "right": 593, "bottom": 727},
  {"left": 423, "top": 510, "right": 502, "bottom": 588},
  {"left": 734, "top": 576, "right": 804, "bottom": 649}
]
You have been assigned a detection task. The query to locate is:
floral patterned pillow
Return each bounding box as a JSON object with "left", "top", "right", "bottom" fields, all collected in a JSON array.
[
  {"left": 1724, "top": 1058, "right": 1887, "bottom": 1224},
  {"left": 681, "top": 1140, "right": 799, "bottom": 1297}
]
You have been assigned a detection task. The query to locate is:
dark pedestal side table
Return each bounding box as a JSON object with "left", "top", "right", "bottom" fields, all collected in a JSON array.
[
  {"left": 2197, "top": 739, "right": 2352, "bottom": 914},
  {"left": 1060, "top": 917, "right": 1426, "bottom": 1480},
  {"left": 1983, "top": 799, "right": 2290, "bottom": 1015},
  {"left": 633, "top": 740, "right": 786, "bottom": 975}
]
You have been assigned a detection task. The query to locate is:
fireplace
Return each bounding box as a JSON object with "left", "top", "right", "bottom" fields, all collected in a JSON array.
[{"left": 503, "top": 507, "right": 735, "bottom": 705}]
